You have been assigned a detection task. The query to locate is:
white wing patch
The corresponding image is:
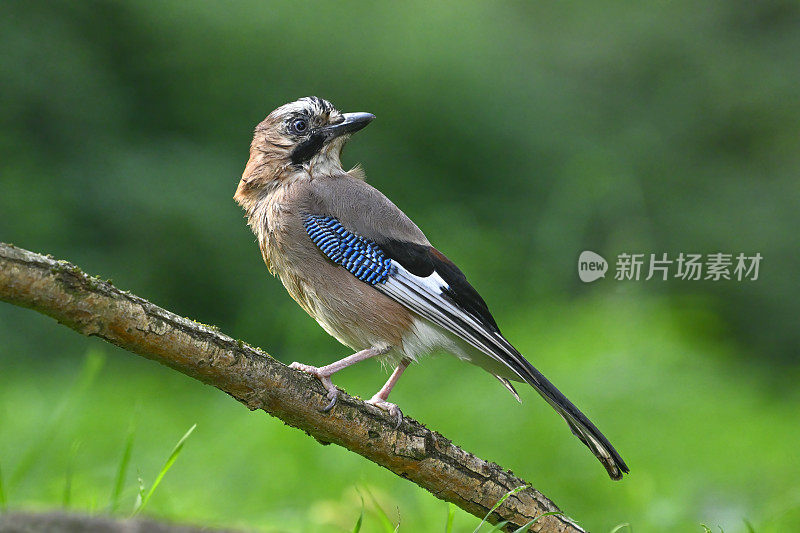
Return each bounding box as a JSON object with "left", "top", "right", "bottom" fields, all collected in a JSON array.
[{"left": 376, "top": 261, "right": 532, "bottom": 383}]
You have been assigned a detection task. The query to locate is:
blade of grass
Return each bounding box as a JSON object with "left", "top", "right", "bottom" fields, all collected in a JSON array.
[
  {"left": 513, "top": 521, "right": 536, "bottom": 533},
  {"left": 609, "top": 523, "right": 630, "bottom": 533},
  {"left": 743, "top": 519, "right": 755, "bottom": 533},
  {"left": 511, "top": 512, "right": 565, "bottom": 533},
  {"left": 131, "top": 423, "right": 196, "bottom": 517},
  {"left": 363, "top": 487, "right": 397, "bottom": 533},
  {"left": 351, "top": 494, "right": 365, "bottom": 533},
  {"left": 133, "top": 472, "right": 145, "bottom": 513},
  {"left": 9, "top": 348, "right": 105, "bottom": 489},
  {"left": 445, "top": 502, "right": 455, "bottom": 533},
  {"left": 62, "top": 440, "right": 80, "bottom": 508},
  {"left": 472, "top": 485, "right": 528, "bottom": 533},
  {"left": 485, "top": 520, "right": 509, "bottom": 532},
  {"left": 109, "top": 422, "right": 135, "bottom": 513}
]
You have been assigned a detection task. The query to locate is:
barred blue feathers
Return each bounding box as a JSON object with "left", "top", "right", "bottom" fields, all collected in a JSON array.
[{"left": 303, "top": 214, "right": 393, "bottom": 285}]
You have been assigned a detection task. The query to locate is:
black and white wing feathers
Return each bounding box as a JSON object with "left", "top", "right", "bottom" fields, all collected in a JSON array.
[{"left": 303, "top": 214, "right": 629, "bottom": 480}]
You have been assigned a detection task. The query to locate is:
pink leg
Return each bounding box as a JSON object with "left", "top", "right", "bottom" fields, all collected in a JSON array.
[
  {"left": 367, "top": 358, "right": 411, "bottom": 428},
  {"left": 290, "top": 346, "right": 390, "bottom": 411}
]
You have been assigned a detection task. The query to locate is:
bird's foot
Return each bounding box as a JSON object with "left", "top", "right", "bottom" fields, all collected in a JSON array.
[
  {"left": 289, "top": 362, "right": 339, "bottom": 412},
  {"left": 366, "top": 396, "right": 404, "bottom": 429}
]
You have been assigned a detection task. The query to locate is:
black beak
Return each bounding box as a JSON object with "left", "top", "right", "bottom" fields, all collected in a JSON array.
[{"left": 321, "top": 112, "right": 375, "bottom": 139}]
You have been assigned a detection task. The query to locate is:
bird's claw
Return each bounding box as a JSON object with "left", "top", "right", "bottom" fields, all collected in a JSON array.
[
  {"left": 367, "top": 397, "right": 404, "bottom": 429},
  {"left": 322, "top": 389, "right": 338, "bottom": 412},
  {"left": 289, "top": 362, "right": 339, "bottom": 412}
]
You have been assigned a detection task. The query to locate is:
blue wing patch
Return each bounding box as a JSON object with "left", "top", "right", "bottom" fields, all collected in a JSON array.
[{"left": 303, "top": 214, "right": 393, "bottom": 285}]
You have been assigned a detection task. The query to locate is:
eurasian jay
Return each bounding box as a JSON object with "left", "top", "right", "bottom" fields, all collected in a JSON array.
[{"left": 234, "top": 97, "right": 628, "bottom": 480}]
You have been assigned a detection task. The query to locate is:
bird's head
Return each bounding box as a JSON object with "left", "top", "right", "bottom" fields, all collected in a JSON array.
[{"left": 236, "top": 96, "right": 374, "bottom": 204}]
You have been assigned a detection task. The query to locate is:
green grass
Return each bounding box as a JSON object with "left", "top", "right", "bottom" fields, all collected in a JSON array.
[
  {"left": 362, "top": 487, "right": 397, "bottom": 533},
  {"left": 1, "top": 295, "right": 798, "bottom": 531},
  {"left": 446, "top": 503, "right": 455, "bottom": 533},
  {"left": 472, "top": 485, "right": 527, "bottom": 533},
  {"left": 351, "top": 495, "right": 364, "bottom": 533},
  {"left": 132, "top": 423, "right": 196, "bottom": 516},
  {"left": 5, "top": 348, "right": 104, "bottom": 492},
  {"left": 109, "top": 423, "right": 135, "bottom": 513},
  {"left": 62, "top": 440, "right": 80, "bottom": 508}
]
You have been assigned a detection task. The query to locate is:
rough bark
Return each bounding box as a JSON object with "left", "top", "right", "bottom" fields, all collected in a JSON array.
[{"left": 0, "top": 242, "right": 586, "bottom": 533}]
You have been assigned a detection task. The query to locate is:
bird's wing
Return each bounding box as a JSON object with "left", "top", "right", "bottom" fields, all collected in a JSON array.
[{"left": 302, "top": 212, "right": 629, "bottom": 480}]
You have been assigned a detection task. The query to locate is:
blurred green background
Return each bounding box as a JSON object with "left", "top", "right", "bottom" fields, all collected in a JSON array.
[{"left": 1, "top": 1, "right": 799, "bottom": 531}]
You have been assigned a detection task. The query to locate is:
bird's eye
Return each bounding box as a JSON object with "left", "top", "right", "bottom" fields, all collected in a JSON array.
[{"left": 290, "top": 118, "right": 308, "bottom": 135}]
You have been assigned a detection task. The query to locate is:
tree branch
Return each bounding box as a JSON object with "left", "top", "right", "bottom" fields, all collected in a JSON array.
[{"left": 0, "top": 242, "right": 586, "bottom": 533}]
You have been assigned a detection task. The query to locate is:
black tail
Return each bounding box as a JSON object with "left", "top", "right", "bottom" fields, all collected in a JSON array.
[{"left": 517, "top": 355, "right": 629, "bottom": 480}]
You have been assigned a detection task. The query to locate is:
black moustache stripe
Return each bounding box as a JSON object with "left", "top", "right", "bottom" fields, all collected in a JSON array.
[{"left": 290, "top": 133, "right": 326, "bottom": 165}]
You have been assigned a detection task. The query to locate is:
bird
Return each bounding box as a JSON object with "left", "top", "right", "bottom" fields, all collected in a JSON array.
[{"left": 234, "top": 96, "right": 629, "bottom": 480}]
